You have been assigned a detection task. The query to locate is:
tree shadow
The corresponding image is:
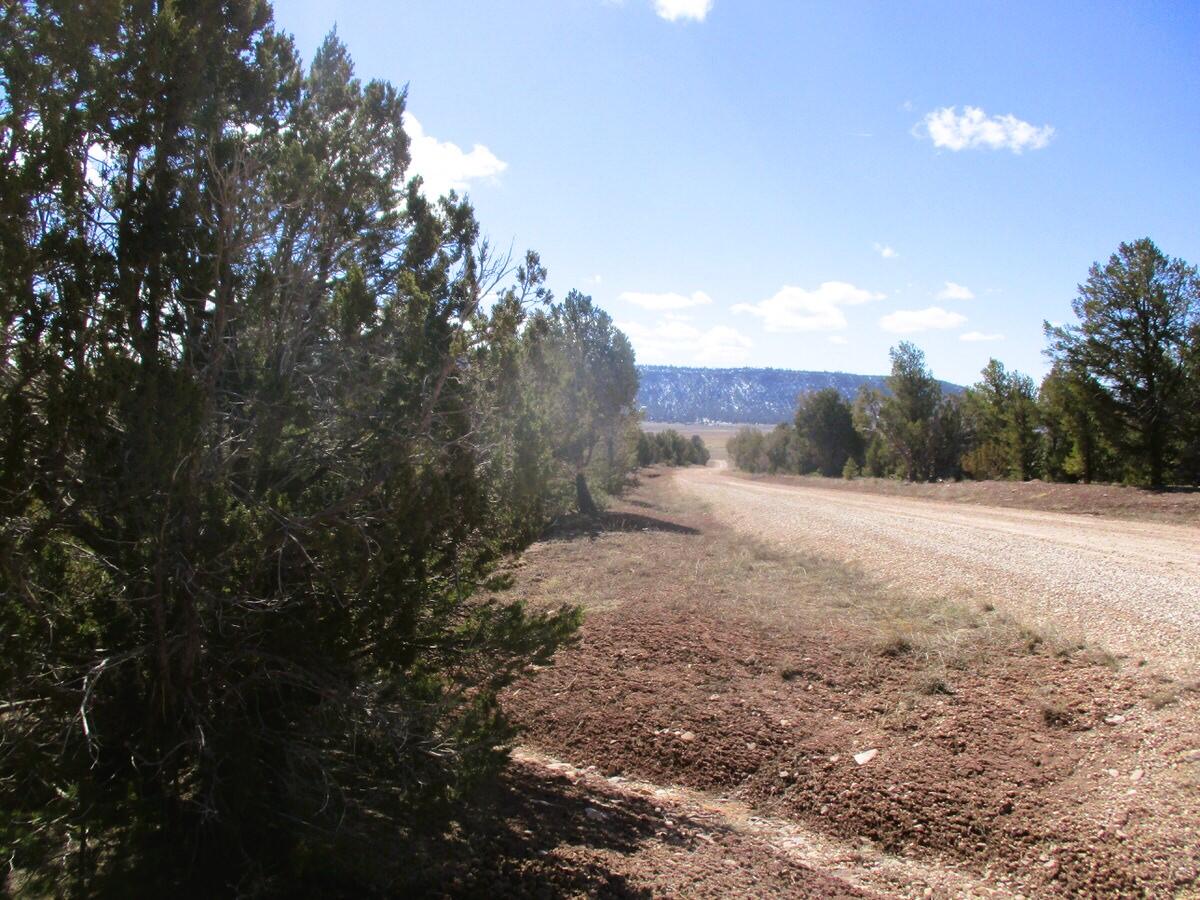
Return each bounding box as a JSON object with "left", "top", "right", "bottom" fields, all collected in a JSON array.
[
  {"left": 405, "top": 763, "right": 709, "bottom": 897},
  {"left": 622, "top": 498, "right": 658, "bottom": 510},
  {"left": 542, "top": 511, "right": 700, "bottom": 542}
]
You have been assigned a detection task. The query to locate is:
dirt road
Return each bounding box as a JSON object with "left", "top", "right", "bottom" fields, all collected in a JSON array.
[{"left": 678, "top": 465, "right": 1200, "bottom": 672}]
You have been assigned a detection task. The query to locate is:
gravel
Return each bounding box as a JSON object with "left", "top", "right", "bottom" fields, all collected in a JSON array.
[{"left": 679, "top": 465, "right": 1200, "bottom": 674}]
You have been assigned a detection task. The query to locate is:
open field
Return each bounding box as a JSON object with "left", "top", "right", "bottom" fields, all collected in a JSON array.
[{"left": 471, "top": 466, "right": 1200, "bottom": 897}]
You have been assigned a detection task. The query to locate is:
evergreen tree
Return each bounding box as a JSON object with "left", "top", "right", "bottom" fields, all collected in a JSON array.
[
  {"left": 962, "top": 360, "right": 1040, "bottom": 480},
  {"left": 0, "top": 10, "right": 584, "bottom": 892},
  {"left": 794, "top": 388, "right": 862, "bottom": 477},
  {"left": 1037, "top": 363, "right": 1114, "bottom": 483},
  {"left": 878, "top": 342, "right": 944, "bottom": 481},
  {"left": 1045, "top": 238, "right": 1199, "bottom": 486},
  {"left": 530, "top": 290, "right": 639, "bottom": 515}
]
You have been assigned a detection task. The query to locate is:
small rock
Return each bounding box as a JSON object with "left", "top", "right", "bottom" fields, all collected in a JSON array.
[
  {"left": 829, "top": 754, "right": 841, "bottom": 763},
  {"left": 1105, "top": 714, "right": 1126, "bottom": 725},
  {"left": 854, "top": 749, "right": 879, "bottom": 766},
  {"left": 1106, "top": 768, "right": 1120, "bottom": 777},
  {"left": 680, "top": 731, "right": 696, "bottom": 742},
  {"left": 708, "top": 693, "right": 720, "bottom": 701},
  {"left": 1129, "top": 768, "right": 1144, "bottom": 782},
  {"left": 746, "top": 742, "right": 757, "bottom": 750},
  {"left": 584, "top": 807, "right": 609, "bottom": 822}
]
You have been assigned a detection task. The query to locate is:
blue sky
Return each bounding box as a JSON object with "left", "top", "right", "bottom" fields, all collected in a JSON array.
[{"left": 273, "top": 0, "right": 1200, "bottom": 385}]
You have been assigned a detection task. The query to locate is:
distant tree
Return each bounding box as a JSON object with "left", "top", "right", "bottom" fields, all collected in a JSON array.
[
  {"left": 1037, "top": 363, "right": 1114, "bottom": 483},
  {"left": 794, "top": 388, "right": 862, "bottom": 477},
  {"left": 853, "top": 387, "right": 897, "bottom": 477},
  {"left": 933, "top": 392, "right": 969, "bottom": 482},
  {"left": 637, "top": 430, "right": 656, "bottom": 467},
  {"left": 1178, "top": 320, "right": 1200, "bottom": 484},
  {"left": 728, "top": 427, "right": 769, "bottom": 473},
  {"left": 962, "top": 360, "right": 1040, "bottom": 480},
  {"left": 1045, "top": 238, "right": 1199, "bottom": 486},
  {"left": 765, "top": 422, "right": 803, "bottom": 473},
  {"left": 878, "top": 343, "right": 944, "bottom": 481},
  {"left": 535, "top": 291, "right": 639, "bottom": 514}
]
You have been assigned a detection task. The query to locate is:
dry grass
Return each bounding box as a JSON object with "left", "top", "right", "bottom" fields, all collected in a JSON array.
[{"left": 508, "top": 469, "right": 1123, "bottom": 691}]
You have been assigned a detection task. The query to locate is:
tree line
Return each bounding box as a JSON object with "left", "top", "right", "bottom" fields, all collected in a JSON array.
[
  {"left": 0, "top": 4, "right": 644, "bottom": 893},
  {"left": 730, "top": 239, "right": 1200, "bottom": 488},
  {"left": 636, "top": 428, "right": 712, "bottom": 467}
]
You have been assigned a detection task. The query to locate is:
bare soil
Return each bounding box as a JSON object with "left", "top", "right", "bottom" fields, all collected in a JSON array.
[{"left": 488, "top": 468, "right": 1200, "bottom": 898}]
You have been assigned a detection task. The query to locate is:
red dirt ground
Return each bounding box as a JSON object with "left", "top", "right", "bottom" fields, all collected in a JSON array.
[{"left": 497, "top": 471, "right": 1200, "bottom": 898}]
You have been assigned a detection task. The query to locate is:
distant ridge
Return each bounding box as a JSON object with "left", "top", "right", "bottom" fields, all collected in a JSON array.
[{"left": 636, "top": 364, "right": 961, "bottom": 424}]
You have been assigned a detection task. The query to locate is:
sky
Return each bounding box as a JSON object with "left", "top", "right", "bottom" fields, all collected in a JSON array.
[{"left": 272, "top": 0, "right": 1200, "bottom": 385}]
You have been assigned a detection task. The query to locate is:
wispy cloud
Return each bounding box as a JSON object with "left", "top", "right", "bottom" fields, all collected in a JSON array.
[
  {"left": 960, "top": 331, "right": 1005, "bottom": 342},
  {"left": 873, "top": 242, "right": 898, "bottom": 259},
  {"left": 403, "top": 113, "right": 507, "bottom": 198},
  {"left": 653, "top": 0, "right": 713, "bottom": 21},
  {"left": 620, "top": 290, "right": 713, "bottom": 311},
  {"left": 919, "top": 106, "right": 1054, "bottom": 153},
  {"left": 733, "top": 281, "right": 884, "bottom": 332},
  {"left": 936, "top": 281, "right": 975, "bottom": 301},
  {"left": 879, "top": 306, "right": 967, "bottom": 334},
  {"left": 619, "top": 319, "right": 752, "bottom": 365},
  {"left": 828, "top": 335, "right": 849, "bottom": 345}
]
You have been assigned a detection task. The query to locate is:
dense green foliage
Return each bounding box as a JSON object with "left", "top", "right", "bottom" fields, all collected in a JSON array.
[
  {"left": 636, "top": 428, "right": 710, "bottom": 467},
  {"left": 731, "top": 240, "right": 1200, "bottom": 487},
  {"left": 1045, "top": 238, "right": 1199, "bottom": 487},
  {"left": 0, "top": 3, "right": 638, "bottom": 893}
]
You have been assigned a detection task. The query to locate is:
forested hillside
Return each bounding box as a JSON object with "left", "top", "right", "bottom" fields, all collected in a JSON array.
[{"left": 636, "top": 364, "right": 962, "bottom": 424}]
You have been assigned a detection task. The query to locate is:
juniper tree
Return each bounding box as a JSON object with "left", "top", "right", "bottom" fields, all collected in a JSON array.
[
  {"left": 0, "top": 6, "right": 582, "bottom": 893},
  {"left": 1045, "top": 238, "right": 1199, "bottom": 486}
]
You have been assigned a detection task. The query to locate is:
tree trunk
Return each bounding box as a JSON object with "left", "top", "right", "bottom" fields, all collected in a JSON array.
[{"left": 575, "top": 471, "right": 598, "bottom": 517}]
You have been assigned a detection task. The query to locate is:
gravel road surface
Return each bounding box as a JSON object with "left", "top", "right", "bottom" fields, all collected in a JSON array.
[{"left": 678, "top": 465, "right": 1200, "bottom": 673}]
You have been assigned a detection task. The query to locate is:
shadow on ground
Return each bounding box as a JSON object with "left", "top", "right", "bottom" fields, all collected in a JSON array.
[
  {"left": 404, "top": 763, "right": 708, "bottom": 898},
  {"left": 543, "top": 511, "right": 700, "bottom": 542}
]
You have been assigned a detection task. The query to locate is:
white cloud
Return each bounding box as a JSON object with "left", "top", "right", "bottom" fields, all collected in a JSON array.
[
  {"left": 620, "top": 290, "right": 713, "bottom": 311},
  {"left": 936, "top": 281, "right": 975, "bottom": 301},
  {"left": 828, "top": 335, "right": 849, "bottom": 345},
  {"left": 879, "top": 306, "right": 967, "bottom": 334},
  {"left": 619, "top": 319, "right": 752, "bottom": 366},
  {"left": 873, "top": 242, "right": 898, "bottom": 259},
  {"left": 919, "top": 106, "right": 1054, "bottom": 153},
  {"left": 403, "top": 113, "right": 507, "bottom": 198},
  {"left": 960, "top": 331, "right": 1005, "bottom": 342},
  {"left": 653, "top": 0, "right": 712, "bottom": 21},
  {"left": 732, "top": 281, "right": 884, "bottom": 333}
]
